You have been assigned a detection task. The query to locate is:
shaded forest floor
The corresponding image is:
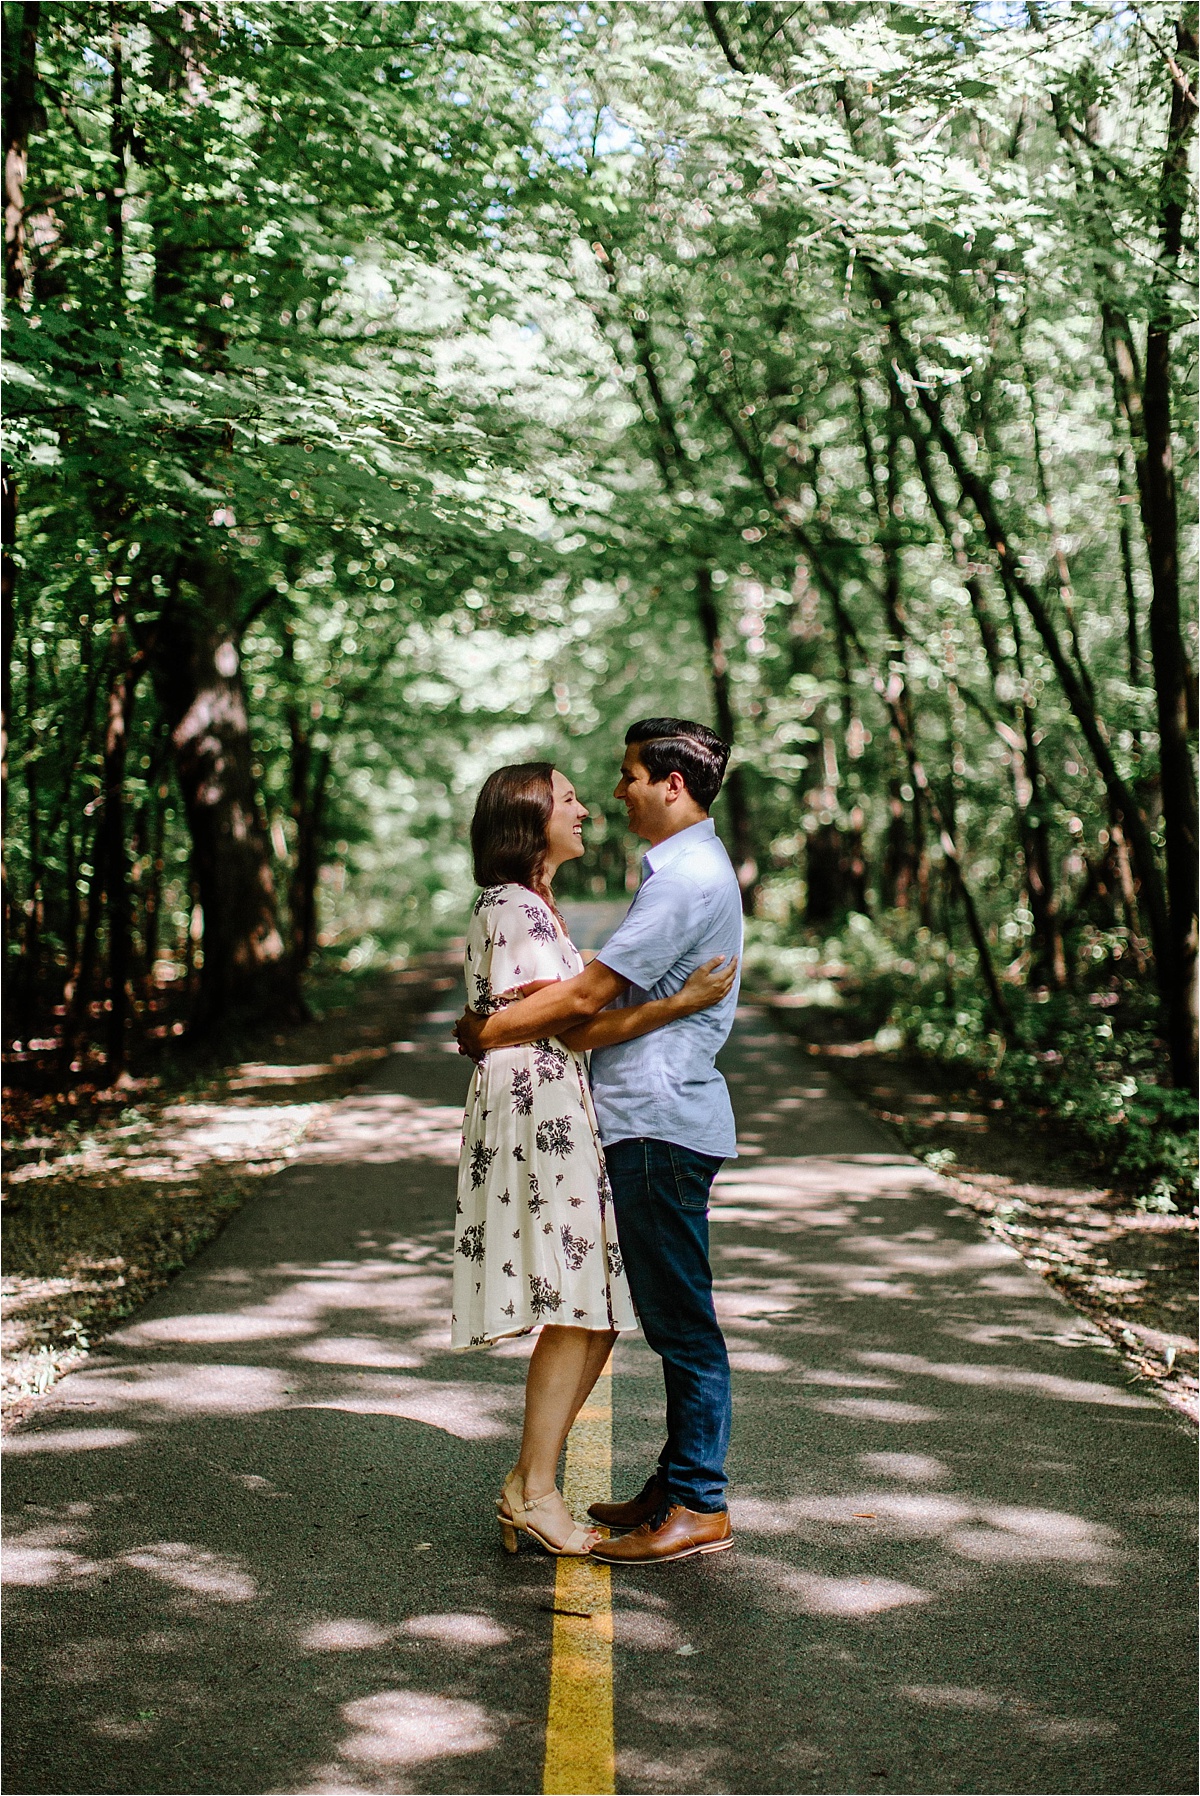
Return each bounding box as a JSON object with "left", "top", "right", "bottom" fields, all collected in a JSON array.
[
  {"left": 0, "top": 957, "right": 459, "bottom": 1430},
  {"left": 772, "top": 1002, "right": 1198, "bottom": 1427},
  {"left": 3, "top": 957, "right": 1195, "bottom": 1434}
]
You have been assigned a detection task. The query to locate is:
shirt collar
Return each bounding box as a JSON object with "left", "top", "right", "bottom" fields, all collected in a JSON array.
[{"left": 642, "top": 816, "right": 715, "bottom": 878}]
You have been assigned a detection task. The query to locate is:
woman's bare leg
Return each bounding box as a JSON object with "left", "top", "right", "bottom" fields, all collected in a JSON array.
[
  {"left": 565, "top": 1327, "right": 618, "bottom": 1434},
  {"left": 512, "top": 1325, "right": 615, "bottom": 1546}
]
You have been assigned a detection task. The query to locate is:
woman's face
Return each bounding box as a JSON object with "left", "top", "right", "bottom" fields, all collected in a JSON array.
[{"left": 544, "top": 769, "right": 590, "bottom": 875}]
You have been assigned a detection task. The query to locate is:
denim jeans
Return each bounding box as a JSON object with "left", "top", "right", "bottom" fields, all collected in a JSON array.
[{"left": 604, "top": 1136, "right": 731, "bottom": 1514}]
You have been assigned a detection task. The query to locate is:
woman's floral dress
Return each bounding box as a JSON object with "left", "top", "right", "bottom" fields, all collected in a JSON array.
[{"left": 451, "top": 883, "right": 637, "bottom": 1349}]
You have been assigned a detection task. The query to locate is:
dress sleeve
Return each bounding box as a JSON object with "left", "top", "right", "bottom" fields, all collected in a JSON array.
[{"left": 468, "top": 887, "right": 560, "bottom": 1013}]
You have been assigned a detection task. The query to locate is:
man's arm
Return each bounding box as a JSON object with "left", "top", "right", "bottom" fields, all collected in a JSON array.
[
  {"left": 456, "top": 959, "right": 629, "bottom": 1057},
  {"left": 561, "top": 956, "right": 737, "bottom": 1052}
]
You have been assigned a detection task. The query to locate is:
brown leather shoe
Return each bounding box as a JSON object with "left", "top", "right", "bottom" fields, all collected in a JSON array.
[
  {"left": 589, "top": 1503, "right": 733, "bottom": 1565},
  {"left": 587, "top": 1474, "right": 666, "bottom": 1531}
]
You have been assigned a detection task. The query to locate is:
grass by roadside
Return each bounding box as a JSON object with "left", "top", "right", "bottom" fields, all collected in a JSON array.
[
  {"left": 1, "top": 957, "right": 459, "bottom": 1430},
  {"left": 771, "top": 1002, "right": 1198, "bottom": 1428}
]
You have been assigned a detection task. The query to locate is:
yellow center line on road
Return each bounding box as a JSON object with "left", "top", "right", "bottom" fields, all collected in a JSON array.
[{"left": 543, "top": 1354, "right": 615, "bottom": 1796}]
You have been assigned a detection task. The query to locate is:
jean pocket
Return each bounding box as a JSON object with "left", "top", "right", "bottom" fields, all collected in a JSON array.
[{"left": 666, "top": 1143, "right": 722, "bottom": 1213}]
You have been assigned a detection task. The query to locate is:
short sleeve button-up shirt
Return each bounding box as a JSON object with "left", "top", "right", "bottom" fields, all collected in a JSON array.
[{"left": 590, "top": 817, "right": 742, "bottom": 1158}]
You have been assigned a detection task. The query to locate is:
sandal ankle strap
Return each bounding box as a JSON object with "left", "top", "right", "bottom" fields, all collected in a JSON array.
[{"left": 521, "top": 1488, "right": 559, "bottom": 1513}]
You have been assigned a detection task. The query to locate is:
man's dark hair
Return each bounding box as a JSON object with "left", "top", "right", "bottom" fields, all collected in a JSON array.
[{"left": 625, "top": 717, "right": 730, "bottom": 812}]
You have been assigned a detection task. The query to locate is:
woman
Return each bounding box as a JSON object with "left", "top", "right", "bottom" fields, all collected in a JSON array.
[{"left": 453, "top": 761, "right": 735, "bottom": 1556}]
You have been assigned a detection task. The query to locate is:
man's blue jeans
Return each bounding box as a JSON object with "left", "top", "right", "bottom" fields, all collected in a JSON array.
[{"left": 604, "top": 1137, "right": 731, "bottom": 1514}]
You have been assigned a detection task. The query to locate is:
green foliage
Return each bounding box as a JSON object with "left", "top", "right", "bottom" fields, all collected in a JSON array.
[{"left": 2, "top": 2, "right": 1196, "bottom": 1095}]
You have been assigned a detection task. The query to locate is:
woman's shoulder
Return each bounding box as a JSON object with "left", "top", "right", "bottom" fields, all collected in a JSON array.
[{"left": 471, "top": 882, "right": 524, "bottom": 918}]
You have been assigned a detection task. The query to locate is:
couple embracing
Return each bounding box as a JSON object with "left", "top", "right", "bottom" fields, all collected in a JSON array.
[{"left": 451, "top": 717, "right": 742, "bottom": 1567}]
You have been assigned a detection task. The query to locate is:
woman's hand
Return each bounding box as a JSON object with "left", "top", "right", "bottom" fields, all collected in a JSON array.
[
  {"left": 453, "top": 1009, "right": 487, "bottom": 1060},
  {"left": 497, "top": 978, "right": 557, "bottom": 1001},
  {"left": 671, "top": 955, "right": 738, "bottom": 1017}
]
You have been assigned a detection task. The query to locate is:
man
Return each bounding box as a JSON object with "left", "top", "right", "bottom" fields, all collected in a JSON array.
[{"left": 454, "top": 717, "right": 742, "bottom": 1565}]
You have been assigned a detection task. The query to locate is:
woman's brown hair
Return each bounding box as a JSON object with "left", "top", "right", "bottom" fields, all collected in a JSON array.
[{"left": 470, "top": 762, "right": 555, "bottom": 896}]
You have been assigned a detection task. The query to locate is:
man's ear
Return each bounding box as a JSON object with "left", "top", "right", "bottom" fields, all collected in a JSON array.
[{"left": 663, "top": 770, "right": 687, "bottom": 803}]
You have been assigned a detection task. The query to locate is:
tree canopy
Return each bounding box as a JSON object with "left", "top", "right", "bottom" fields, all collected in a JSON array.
[{"left": 3, "top": 2, "right": 1196, "bottom": 1152}]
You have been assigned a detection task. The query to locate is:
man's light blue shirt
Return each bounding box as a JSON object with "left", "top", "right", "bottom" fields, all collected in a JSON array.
[{"left": 590, "top": 818, "right": 743, "bottom": 1159}]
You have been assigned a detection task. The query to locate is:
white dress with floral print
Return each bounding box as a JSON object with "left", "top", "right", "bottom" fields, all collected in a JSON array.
[{"left": 451, "top": 883, "right": 637, "bottom": 1349}]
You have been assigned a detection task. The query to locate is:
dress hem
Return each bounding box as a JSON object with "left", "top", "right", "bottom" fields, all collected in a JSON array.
[{"left": 451, "top": 1317, "right": 633, "bottom": 1351}]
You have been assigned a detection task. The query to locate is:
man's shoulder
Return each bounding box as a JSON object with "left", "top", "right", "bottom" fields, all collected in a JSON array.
[{"left": 664, "top": 835, "right": 739, "bottom": 892}]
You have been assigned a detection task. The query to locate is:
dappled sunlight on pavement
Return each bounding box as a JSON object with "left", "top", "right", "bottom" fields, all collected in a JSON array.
[
  {"left": 2, "top": 1002, "right": 1195, "bottom": 1794},
  {"left": 600, "top": 1009, "right": 1195, "bottom": 1793}
]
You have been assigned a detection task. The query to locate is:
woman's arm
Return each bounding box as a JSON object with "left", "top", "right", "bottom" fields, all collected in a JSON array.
[
  {"left": 455, "top": 958, "right": 629, "bottom": 1058},
  {"left": 560, "top": 956, "right": 737, "bottom": 1052}
]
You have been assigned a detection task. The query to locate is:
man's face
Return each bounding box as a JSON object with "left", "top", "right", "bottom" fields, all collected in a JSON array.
[{"left": 614, "top": 746, "right": 672, "bottom": 842}]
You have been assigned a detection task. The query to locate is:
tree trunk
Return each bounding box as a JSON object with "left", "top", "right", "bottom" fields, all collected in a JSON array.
[
  {"left": 878, "top": 303, "right": 1172, "bottom": 1011},
  {"left": 875, "top": 401, "right": 933, "bottom": 928},
  {"left": 1039, "top": 14, "right": 1198, "bottom": 1082},
  {"left": 896, "top": 377, "right": 1066, "bottom": 985},
  {"left": 853, "top": 375, "right": 932, "bottom": 926},
  {"left": 694, "top": 566, "right": 756, "bottom": 906},
  {"left": 1141, "top": 4, "right": 1198, "bottom": 1089},
  {"left": 880, "top": 776, "right": 919, "bottom": 914},
  {"left": 106, "top": 5, "right": 125, "bottom": 322},
  {"left": 60, "top": 820, "right": 104, "bottom": 1072},
  {"left": 289, "top": 739, "right": 329, "bottom": 976},
  {"left": 1, "top": 465, "right": 15, "bottom": 989},
  {"left": 151, "top": 559, "right": 300, "bottom": 1032},
  {"left": 712, "top": 376, "right": 1010, "bottom": 1023},
  {"left": 1115, "top": 449, "right": 1142, "bottom": 687},
  {"left": 805, "top": 818, "right": 868, "bottom": 925},
  {"left": 101, "top": 622, "right": 143, "bottom": 1073},
  {"left": 4, "top": 0, "right": 40, "bottom": 306},
  {"left": 134, "top": 728, "right": 170, "bottom": 999},
  {"left": 3, "top": 1, "right": 39, "bottom": 1003},
  {"left": 21, "top": 633, "right": 42, "bottom": 1030}
]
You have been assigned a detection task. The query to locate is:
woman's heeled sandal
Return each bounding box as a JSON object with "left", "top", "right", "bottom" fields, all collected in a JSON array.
[
  {"left": 496, "top": 1473, "right": 597, "bottom": 1557},
  {"left": 496, "top": 1470, "right": 524, "bottom": 1555},
  {"left": 520, "top": 1488, "right": 599, "bottom": 1557}
]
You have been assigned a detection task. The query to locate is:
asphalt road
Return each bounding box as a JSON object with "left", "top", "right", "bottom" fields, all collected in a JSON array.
[{"left": 3, "top": 996, "right": 1196, "bottom": 1795}]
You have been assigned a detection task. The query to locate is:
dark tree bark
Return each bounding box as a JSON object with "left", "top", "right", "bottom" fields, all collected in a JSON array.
[
  {"left": 100, "top": 621, "right": 143, "bottom": 1073},
  {"left": 715, "top": 392, "right": 1013, "bottom": 1031},
  {"left": 59, "top": 816, "right": 104, "bottom": 1072},
  {"left": 3, "top": 2, "right": 40, "bottom": 997},
  {"left": 132, "top": 722, "right": 171, "bottom": 997},
  {"left": 21, "top": 632, "right": 42, "bottom": 1026},
  {"left": 895, "top": 375, "right": 1067, "bottom": 985},
  {"left": 1038, "top": 8, "right": 1198, "bottom": 1081},
  {"left": 289, "top": 737, "right": 329, "bottom": 975},
  {"left": 106, "top": 4, "right": 125, "bottom": 319},
  {"left": 4, "top": 0, "right": 40, "bottom": 306},
  {"left": 1141, "top": 4, "right": 1198, "bottom": 1088},
  {"left": 694, "top": 567, "right": 757, "bottom": 904},
  {"left": 852, "top": 376, "right": 919, "bottom": 919},
  {"left": 283, "top": 636, "right": 328, "bottom": 978},
  {"left": 860, "top": 384, "right": 933, "bottom": 927},
  {"left": 58, "top": 613, "right": 143, "bottom": 1071},
  {"left": 702, "top": 1, "right": 748, "bottom": 73},
  {"left": 2, "top": 465, "right": 15, "bottom": 986},
  {"left": 151, "top": 559, "right": 300, "bottom": 1032},
  {"left": 614, "top": 279, "right": 759, "bottom": 905},
  {"left": 805, "top": 818, "right": 868, "bottom": 925},
  {"left": 877, "top": 298, "right": 1181, "bottom": 1056}
]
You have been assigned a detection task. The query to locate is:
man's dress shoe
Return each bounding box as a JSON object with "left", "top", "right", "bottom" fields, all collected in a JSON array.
[
  {"left": 587, "top": 1475, "right": 666, "bottom": 1531},
  {"left": 588, "top": 1502, "right": 734, "bottom": 1564}
]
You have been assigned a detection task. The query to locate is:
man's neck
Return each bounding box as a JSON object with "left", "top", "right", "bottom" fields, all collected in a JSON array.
[{"left": 643, "top": 810, "right": 709, "bottom": 849}]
